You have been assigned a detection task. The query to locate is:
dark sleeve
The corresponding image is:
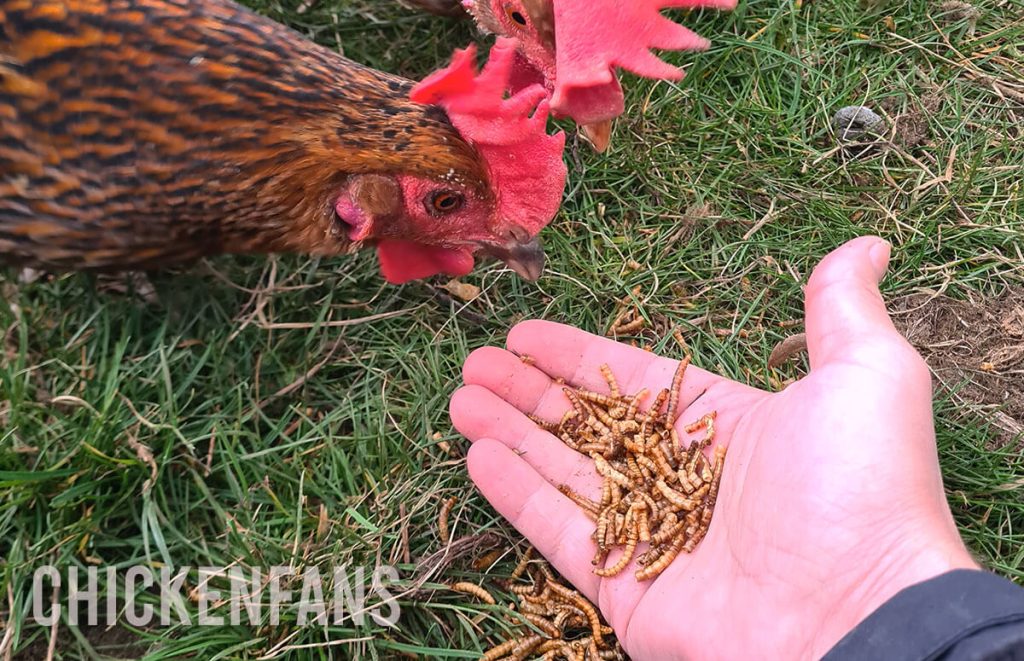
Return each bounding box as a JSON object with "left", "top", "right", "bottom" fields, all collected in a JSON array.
[{"left": 823, "top": 570, "right": 1024, "bottom": 661}]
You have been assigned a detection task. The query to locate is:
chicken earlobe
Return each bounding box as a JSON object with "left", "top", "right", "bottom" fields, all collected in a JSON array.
[{"left": 351, "top": 176, "right": 402, "bottom": 219}]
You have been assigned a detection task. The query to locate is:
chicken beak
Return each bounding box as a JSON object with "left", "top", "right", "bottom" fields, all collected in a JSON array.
[
  {"left": 481, "top": 235, "right": 546, "bottom": 281},
  {"left": 580, "top": 120, "right": 613, "bottom": 153}
]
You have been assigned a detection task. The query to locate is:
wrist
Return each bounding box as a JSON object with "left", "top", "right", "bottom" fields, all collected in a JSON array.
[{"left": 809, "top": 535, "right": 979, "bottom": 658}]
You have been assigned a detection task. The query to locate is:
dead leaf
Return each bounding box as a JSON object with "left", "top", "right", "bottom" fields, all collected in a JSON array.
[{"left": 768, "top": 333, "right": 809, "bottom": 369}]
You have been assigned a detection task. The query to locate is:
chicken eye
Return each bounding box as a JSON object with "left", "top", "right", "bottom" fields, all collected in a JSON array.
[
  {"left": 428, "top": 191, "right": 464, "bottom": 215},
  {"left": 504, "top": 5, "right": 528, "bottom": 26}
]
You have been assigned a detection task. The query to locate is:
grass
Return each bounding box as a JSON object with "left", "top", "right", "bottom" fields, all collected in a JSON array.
[{"left": 2, "top": 0, "right": 1023, "bottom": 657}]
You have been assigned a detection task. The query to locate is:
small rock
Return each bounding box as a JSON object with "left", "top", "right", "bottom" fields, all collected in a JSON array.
[{"left": 831, "top": 106, "right": 886, "bottom": 142}]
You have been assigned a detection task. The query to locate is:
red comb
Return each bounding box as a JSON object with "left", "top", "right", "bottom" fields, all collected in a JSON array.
[
  {"left": 411, "top": 38, "right": 567, "bottom": 236},
  {"left": 551, "top": 0, "right": 735, "bottom": 116}
]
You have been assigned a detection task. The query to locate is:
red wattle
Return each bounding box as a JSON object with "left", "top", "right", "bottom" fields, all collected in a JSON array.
[{"left": 376, "top": 239, "right": 475, "bottom": 284}]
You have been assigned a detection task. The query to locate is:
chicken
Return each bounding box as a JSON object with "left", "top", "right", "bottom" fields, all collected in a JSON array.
[
  {"left": 464, "top": 0, "right": 737, "bottom": 151},
  {"left": 0, "top": 0, "right": 567, "bottom": 284}
]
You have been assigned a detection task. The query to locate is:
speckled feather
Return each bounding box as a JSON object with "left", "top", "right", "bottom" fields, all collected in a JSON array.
[{"left": 0, "top": 0, "right": 489, "bottom": 270}]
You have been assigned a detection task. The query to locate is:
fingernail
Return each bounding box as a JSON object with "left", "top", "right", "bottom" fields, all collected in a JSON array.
[{"left": 869, "top": 240, "right": 891, "bottom": 280}]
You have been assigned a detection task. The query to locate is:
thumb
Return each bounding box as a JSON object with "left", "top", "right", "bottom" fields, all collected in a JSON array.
[{"left": 804, "top": 236, "right": 905, "bottom": 370}]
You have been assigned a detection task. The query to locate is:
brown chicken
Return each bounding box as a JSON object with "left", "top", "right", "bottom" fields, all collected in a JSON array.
[{"left": 0, "top": 0, "right": 567, "bottom": 284}]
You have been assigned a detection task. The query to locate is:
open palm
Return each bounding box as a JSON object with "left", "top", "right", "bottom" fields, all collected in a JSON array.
[{"left": 450, "top": 237, "right": 976, "bottom": 660}]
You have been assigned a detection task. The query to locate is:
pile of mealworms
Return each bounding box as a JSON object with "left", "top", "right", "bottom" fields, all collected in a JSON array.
[
  {"left": 452, "top": 548, "right": 626, "bottom": 661},
  {"left": 532, "top": 358, "right": 726, "bottom": 581}
]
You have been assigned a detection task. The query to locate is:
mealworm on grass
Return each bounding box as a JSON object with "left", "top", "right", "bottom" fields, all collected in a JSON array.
[
  {"left": 438, "top": 496, "right": 457, "bottom": 545},
  {"left": 450, "top": 581, "right": 495, "bottom": 605}
]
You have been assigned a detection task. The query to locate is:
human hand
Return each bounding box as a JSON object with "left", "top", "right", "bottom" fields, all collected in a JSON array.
[{"left": 449, "top": 237, "right": 978, "bottom": 660}]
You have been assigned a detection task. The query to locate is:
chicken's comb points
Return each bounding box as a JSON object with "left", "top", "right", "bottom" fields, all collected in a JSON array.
[
  {"left": 553, "top": 0, "right": 736, "bottom": 104},
  {"left": 411, "top": 39, "right": 567, "bottom": 236}
]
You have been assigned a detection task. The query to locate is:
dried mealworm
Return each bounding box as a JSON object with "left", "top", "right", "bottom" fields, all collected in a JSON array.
[
  {"left": 563, "top": 388, "right": 593, "bottom": 419},
  {"left": 592, "top": 454, "right": 632, "bottom": 488},
  {"left": 626, "top": 455, "right": 643, "bottom": 483},
  {"left": 547, "top": 582, "right": 605, "bottom": 647},
  {"left": 612, "top": 512, "right": 626, "bottom": 545},
  {"left": 637, "top": 507, "right": 651, "bottom": 542},
  {"left": 625, "top": 388, "right": 648, "bottom": 421},
  {"left": 595, "top": 509, "right": 610, "bottom": 551},
  {"left": 559, "top": 409, "right": 579, "bottom": 431},
  {"left": 669, "top": 427, "right": 684, "bottom": 465},
  {"left": 684, "top": 411, "right": 718, "bottom": 434},
  {"left": 665, "top": 355, "right": 692, "bottom": 425},
  {"left": 559, "top": 485, "right": 601, "bottom": 517},
  {"left": 509, "top": 583, "right": 542, "bottom": 596},
  {"left": 635, "top": 534, "right": 685, "bottom": 581},
  {"left": 584, "top": 415, "right": 611, "bottom": 436},
  {"left": 648, "top": 444, "right": 677, "bottom": 481},
  {"left": 648, "top": 388, "right": 670, "bottom": 421},
  {"left": 510, "top": 633, "right": 544, "bottom": 660},
  {"left": 510, "top": 547, "right": 534, "bottom": 581},
  {"left": 450, "top": 581, "right": 495, "bottom": 605},
  {"left": 473, "top": 549, "right": 503, "bottom": 571},
  {"left": 612, "top": 316, "right": 646, "bottom": 335},
  {"left": 599, "top": 364, "right": 621, "bottom": 398},
  {"left": 538, "top": 639, "right": 566, "bottom": 654},
  {"left": 560, "top": 431, "right": 582, "bottom": 451},
  {"left": 594, "top": 533, "right": 637, "bottom": 578},
  {"left": 438, "top": 496, "right": 457, "bottom": 545},
  {"left": 521, "top": 613, "right": 562, "bottom": 638},
  {"left": 520, "top": 354, "right": 537, "bottom": 366},
  {"left": 528, "top": 413, "right": 560, "bottom": 433},
  {"left": 482, "top": 637, "right": 521, "bottom": 661},
  {"left": 578, "top": 442, "right": 610, "bottom": 456},
  {"left": 635, "top": 454, "right": 658, "bottom": 480},
  {"left": 655, "top": 480, "right": 700, "bottom": 510},
  {"left": 577, "top": 389, "right": 620, "bottom": 408},
  {"left": 650, "top": 517, "right": 685, "bottom": 546}
]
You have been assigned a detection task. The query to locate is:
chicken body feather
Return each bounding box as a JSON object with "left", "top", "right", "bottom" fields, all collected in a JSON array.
[{"left": 0, "top": 0, "right": 561, "bottom": 282}]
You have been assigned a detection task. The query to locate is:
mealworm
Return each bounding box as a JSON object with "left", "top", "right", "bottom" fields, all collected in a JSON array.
[
  {"left": 547, "top": 582, "right": 605, "bottom": 647},
  {"left": 521, "top": 613, "right": 561, "bottom": 638},
  {"left": 577, "top": 389, "right": 620, "bottom": 408},
  {"left": 438, "top": 496, "right": 457, "bottom": 545},
  {"left": 450, "top": 582, "right": 495, "bottom": 605},
  {"left": 655, "top": 480, "right": 699, "bottom": 510},
  {"left": 665, "top": 355, "right": 692, "bottom": 425},
  {"left": 599, "top": 364, "right": 621, "bottom": 398},
  {"left": 528, "top": 413, "right": 560, "bottom": 433},
  {"left": 594, "top": 533, "right": 637, "bottom": 578},
  {"left": 510, "top": 547, "right": 534, "bottom": 581},
  {"left": 510, "top": 633, "right": 544, "bottom": 660},
  {"left": 635, "top": 534, "right": 685, "bottom": 581},
  {"left": 624, "top": 388, "right": 648, "bottom": 421},
  {"left": 591, "top": 454, "right": 632, "bottom": 488},
  {"left": 482, "top": 638, "right": 521, "bottom": 661}
]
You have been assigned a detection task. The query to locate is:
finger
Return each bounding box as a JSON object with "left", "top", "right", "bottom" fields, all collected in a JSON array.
[
  {"left": 505, "top": 320, "right": 722, "bottom": 410},
  {"left": 467, "top": 439, "right": 602, "bottom": 598},
  {"left": 462, "top": 346, "right": 574, "bottom": 422},
  {"left": 804, "top": 236, "right": 909, "bottom": 370},
  {"left": 450, "top": 385, "right": 602, "bottom": 498}
]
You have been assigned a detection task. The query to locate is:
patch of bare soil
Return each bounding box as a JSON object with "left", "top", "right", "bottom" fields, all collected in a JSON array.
[{"left": 894, "top": 290, "right": 1024, "bottom": 446}]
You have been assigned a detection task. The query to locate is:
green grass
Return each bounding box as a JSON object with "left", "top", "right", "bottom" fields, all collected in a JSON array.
[{"left": 2, "top": 0, "right": 1023, "bottom": 657}]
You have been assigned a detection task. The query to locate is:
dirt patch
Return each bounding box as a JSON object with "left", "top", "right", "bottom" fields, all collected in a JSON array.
[
  {"left": 892, "top": 92, "right": 942, "bottom": 148},
  {"left": 894, "top": 290, "right": 1024, "bottom": 446}
]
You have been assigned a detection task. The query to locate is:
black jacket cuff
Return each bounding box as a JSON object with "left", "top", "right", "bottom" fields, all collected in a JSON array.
[{"left": 824, "top": 570, "right": 1024, "bottom": 661}]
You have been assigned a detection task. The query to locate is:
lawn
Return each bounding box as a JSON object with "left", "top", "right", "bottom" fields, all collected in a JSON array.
[{"left": 2, "top": 0, "right": 1023, "bottom": 658}]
